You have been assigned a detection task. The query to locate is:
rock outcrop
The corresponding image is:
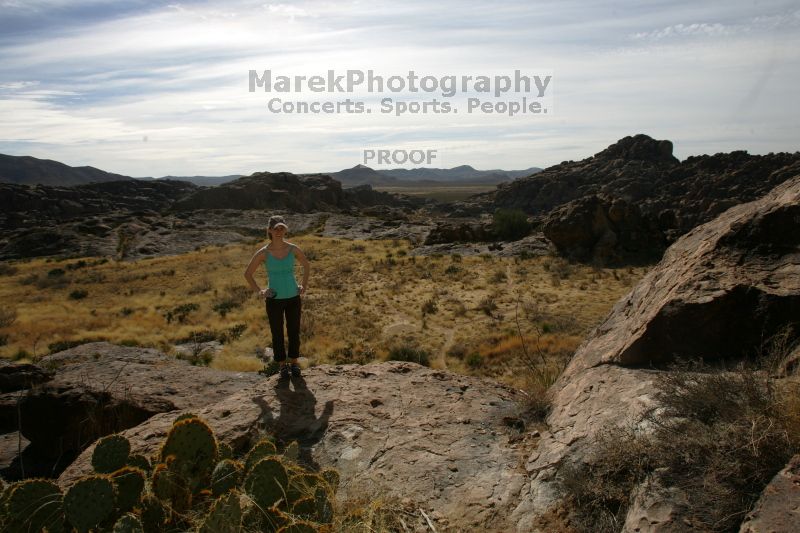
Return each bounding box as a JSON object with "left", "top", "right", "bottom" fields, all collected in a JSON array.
[
  {"left": 59, "top": 362, "right": 530, "bottom": 531},
  {"left": 463, "top": 134, "right": 800, "bottom": 263},
  {"left": 0, "top": 343, "right": 261, "bottom": 478},
  {"left": 739, "top": 454, "right": 800, "bottom": 533},
  {"left": 512, "top": 175, "right": 800, "bottom": 530}
]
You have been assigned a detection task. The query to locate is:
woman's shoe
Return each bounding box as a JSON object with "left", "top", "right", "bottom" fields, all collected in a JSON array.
[
  {"left": 290, "top": 363, "right": 302, "bottom": 378},
  {"left": 279, "top": 365, "right": 290, "bottom": 379}
]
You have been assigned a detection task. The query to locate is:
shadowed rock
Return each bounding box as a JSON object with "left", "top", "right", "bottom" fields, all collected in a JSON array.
[
  {"left": 512, "top": 175, "right": 800, "bottom": 531},
  {"left": 59, "top": 362, "right": 529, "bottom": 531}
]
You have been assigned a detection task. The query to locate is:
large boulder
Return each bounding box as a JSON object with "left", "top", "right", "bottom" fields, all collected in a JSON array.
[
  {"left": 543, "top": 194, "right": 665, "bottom": 264},
  {"left": 59, "top": 362, "right": 530, "bottom": 531},
  {"left": 461, "top": 134, "right": 800, "bottom": 263},
  {"left": 1, "top": 343, "right": 261, "bottom": 459},
  {"left": 512, "top": 175, "right": 800, "bottom": 530},
  {"left": 739, "top": 454, "right": 800, "bottom": 533}
]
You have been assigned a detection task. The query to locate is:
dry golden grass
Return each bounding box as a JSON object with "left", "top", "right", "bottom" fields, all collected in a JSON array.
[{"left": 0, "top": 237, "right": 646, "bottom": 388}]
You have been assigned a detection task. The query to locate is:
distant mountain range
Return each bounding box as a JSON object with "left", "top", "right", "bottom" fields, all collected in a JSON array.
[
  {"left": 0, "top": 153, "right": 540, "bottom": 188},
  {"left": 330, "top": 164, "right": 541, "bottom": 187},
  {"left": 0, "top": 154, "right": 134, "bottom": 186}
]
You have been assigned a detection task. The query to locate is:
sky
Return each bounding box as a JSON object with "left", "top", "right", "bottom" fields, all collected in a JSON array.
[{"left": 0, "top": 0, "right": 798, "bottom": 177}]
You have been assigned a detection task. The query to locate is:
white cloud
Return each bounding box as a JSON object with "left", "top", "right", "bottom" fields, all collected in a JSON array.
[{"left": 0, "top": 0, "right": 798, "bottom": 175}]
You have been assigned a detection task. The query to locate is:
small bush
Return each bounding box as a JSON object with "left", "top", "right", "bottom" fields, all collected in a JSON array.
[
  {"left": 421, "top": 298, "right": 438, "bottom": 316},
  {"left": 0, "top": 334, "right": 8, "bottom": 347},
  {"left": 490, "top": 269, "right": 507, "bottom": 283},
  {"left": 164, "top": 303, "right": 199, "bottom": 324},
  {"left": 0, "top": 308, "right": 17, "bottom": 329},
  {"left": 465, "top": 352, "right": 483, "bottom": 369},
  {"left": 477, "top": 295, "right": 498, "bottom": 316},
  {"left": 47, "top": 268, "right": 65, "bottom": 278},
  {"left": 387, "top": 344, "right": 431, "bottom": 367},
  {"left": 492, "top": 209, "right": 531, "bottom": 241},
  {"left": 69, "top": 289, "right": 88, "bottom": 300}
]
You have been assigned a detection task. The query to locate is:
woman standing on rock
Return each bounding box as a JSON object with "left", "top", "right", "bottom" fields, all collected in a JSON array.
[{"left": 244, "top": 215, "right": 310, "bottom": 378}]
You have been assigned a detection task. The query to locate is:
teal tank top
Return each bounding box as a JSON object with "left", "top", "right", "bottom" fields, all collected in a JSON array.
[{"left": 264, "top": 245, "right": 299, "bottom": 299}]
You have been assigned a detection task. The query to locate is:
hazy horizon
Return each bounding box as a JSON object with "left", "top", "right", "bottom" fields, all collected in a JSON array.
[{"left": 1, "top": 1, "right": 798, "bottom": 177}]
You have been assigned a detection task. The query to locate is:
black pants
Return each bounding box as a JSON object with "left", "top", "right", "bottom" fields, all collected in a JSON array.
[{"left": 266, "top": 295, "right": 301, "bottom": 362}]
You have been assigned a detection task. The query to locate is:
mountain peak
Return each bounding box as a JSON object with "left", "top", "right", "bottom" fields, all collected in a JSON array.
[{"left": 594, "top": 134, "right": 678, "bottom": 164}]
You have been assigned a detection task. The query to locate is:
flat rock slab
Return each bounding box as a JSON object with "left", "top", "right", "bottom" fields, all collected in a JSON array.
[
  {"left": 6, "top": 342, "right": 262, "bottom": 458},
  {"left": 60, "top": 362, "right": 529, "bottom": 531},
  {"left": 739, "top": 454, "right": 800, "bottom": 533}
]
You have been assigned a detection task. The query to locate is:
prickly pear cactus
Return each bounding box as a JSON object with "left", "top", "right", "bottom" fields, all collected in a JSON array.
[
  {"left": 291, "top": 495, "right": 315, "bottom": 518},
  {"left": 211, "top": 459, "right": 243, "bottom": 497},
  {"left": 92, "top": 434, "right": 131, "bottom": 474},
  {"left": 160, "top": 417, "right": 218, "bottom": 492},
  {"left": 152, "top": 463, "right": 191, "bottom": 513},
  {"left": 283, "top": 440, "right": 300, "bottom": 461},
  {"left": 314, "top": 485, "right": 334, "bottom": 524},
  {"left": 320, "top": 468, "right": 340, "bottom": 492},
  {"left": 218, "top": 441, "right": 234, "bottom": 460},
  {"left": 111, "top": 466, "right": 145, "bottom": 513},
  {"left": 126, "top": 453, "right": 151, "bottom": 472},
  {"left": 112, "top": 512, "right": 144, "bottom": 533},
  {"left": 244, "top": 504, "right": 290, "bottom": 532},
  {"left": 5, "top": 479, "right": 65, "bottom": 533},
  {"left": 244, "top": 457, "right": 289, "bottom": 510},
  {"left": 175, "top": 412, "right": 199, "bottom": 422},
  {"left": 287, "top": 473, "right": 327, "bottom": 502},
  {"left": 63, "top": 475, "right": 116, "bottom": 533},
  {"left": 198, "top": 490, "right": 242, "bottom": 533},
  {"left": 139, "top": 494, "right": 166, "bottom": 533},
  {"left": 244, "top": 438, "right": 277, "bottom": 471}
]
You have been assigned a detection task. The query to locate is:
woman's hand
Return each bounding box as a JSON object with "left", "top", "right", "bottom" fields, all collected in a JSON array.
[{"left": 298, "top": 284, "right": 305, "bottom": 296}]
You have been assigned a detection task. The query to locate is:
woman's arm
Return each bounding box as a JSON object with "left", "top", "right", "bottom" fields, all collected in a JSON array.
[
  {"left": 244, "top": 248, "right": 267, "bottom": 295},
  {"left": 292, "top": 245, "right": 311, "bottom": 295}
]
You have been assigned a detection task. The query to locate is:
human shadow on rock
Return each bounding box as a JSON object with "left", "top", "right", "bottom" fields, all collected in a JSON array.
[{"left": 253, "top": 375, "right": 334, "bottom": 470}]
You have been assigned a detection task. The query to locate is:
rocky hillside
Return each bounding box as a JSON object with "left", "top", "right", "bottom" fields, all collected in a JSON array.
[
  {"left": 0, "top": 171, "right": 428, "bottom": 260},
  {"left": 1, "top": 176, "right": 798, "bottom": 531},
  {"left": 172, "top": 171, "right": 425, "bottom": 212},
  {"left": 459, "top": 134, "right": 800, "bottom": 264},
  {"left": 0, "top": 153, "right": 135, "bottom": 186},
  {"left": 514, "top": 174, "right": 800, "bottom": 531}
]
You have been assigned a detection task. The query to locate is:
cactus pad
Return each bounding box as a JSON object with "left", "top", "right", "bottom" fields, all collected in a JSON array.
[
  {"left": 111, "top": 466, "right": 145, "bottom": 513},
  {"left": 159, "top": 417, "right": 218, "bottom": 492},
  {"left": 283, "top": 441, "right": 300, "bottom": 461},
  {"left": 174, "top": 412, "right": 199, "bottom": 422},
  {"left": 126, "top": 453, "right": 151, "bottom": 472},
  {"left": 314, "top": 485, "right": 334, "bottom": 524},
  {"left": 244, "top": 457, "right": 289, "bottom": 510},
  {"left": 244, "top": 438, "right": 277, "bottom": 471},
  {"left": 112, "top": 513, "right": 144, "bottom": 533},
  {"left": 218, "top": 441, "right": 234, "bottom": 460},
  {"left": 63, "top": 475, "right": 116, "bottom": 533},
  {"left": 92, "top": 434, "right": 131, "bottom": 474},
  {"left": 288, "top": 473, "right": 326, "bottom": 502},
  {"left": 211, "top": 459, "right": 243, "bottom": 497},
  {"left": 291, "top": 496, "right": 315, "bottom": 518},
  {"left": 139, "top": 494, "right": 166, "bottom": 533},
  {"left": 199, "top": 491, "right": 242, "bottom": 533},
  {"left": 5, "top": 479, "right": 65, "bottom": 533},
  {"left": 320, "top": 468, "right": 340, "bottom": 492},
  {"left": 152, "top": 463, "right": 191, "bottom": 512}
]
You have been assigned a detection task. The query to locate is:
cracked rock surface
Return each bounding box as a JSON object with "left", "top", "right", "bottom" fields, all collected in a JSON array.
[{"left": 59, "top": 361, "right": 529, "bottom": 531}]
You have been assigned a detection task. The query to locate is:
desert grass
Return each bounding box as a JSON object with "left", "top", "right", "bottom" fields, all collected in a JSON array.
[{"left": 0, "top": 237, "right": 645, "bottom": 387}]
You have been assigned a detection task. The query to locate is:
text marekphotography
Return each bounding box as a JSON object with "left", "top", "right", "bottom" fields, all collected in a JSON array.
[{"left": 248, "top": 69, "right": 554, "bottom": 117}]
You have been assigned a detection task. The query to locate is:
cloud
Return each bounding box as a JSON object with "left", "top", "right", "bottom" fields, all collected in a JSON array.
[{"left": 0, "top": 0, "right": 798, "bottom": 176}]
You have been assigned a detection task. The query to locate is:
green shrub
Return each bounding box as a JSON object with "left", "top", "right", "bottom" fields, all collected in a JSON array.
[
  {"left": 492, "top": 209, "right": 531, "bottom": 241},
  {"left": 387, "top": 345, "right": 431, "bottom": 367},
  {"left": 465, "top": 352, "right": 482, "bottom": 369}
]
